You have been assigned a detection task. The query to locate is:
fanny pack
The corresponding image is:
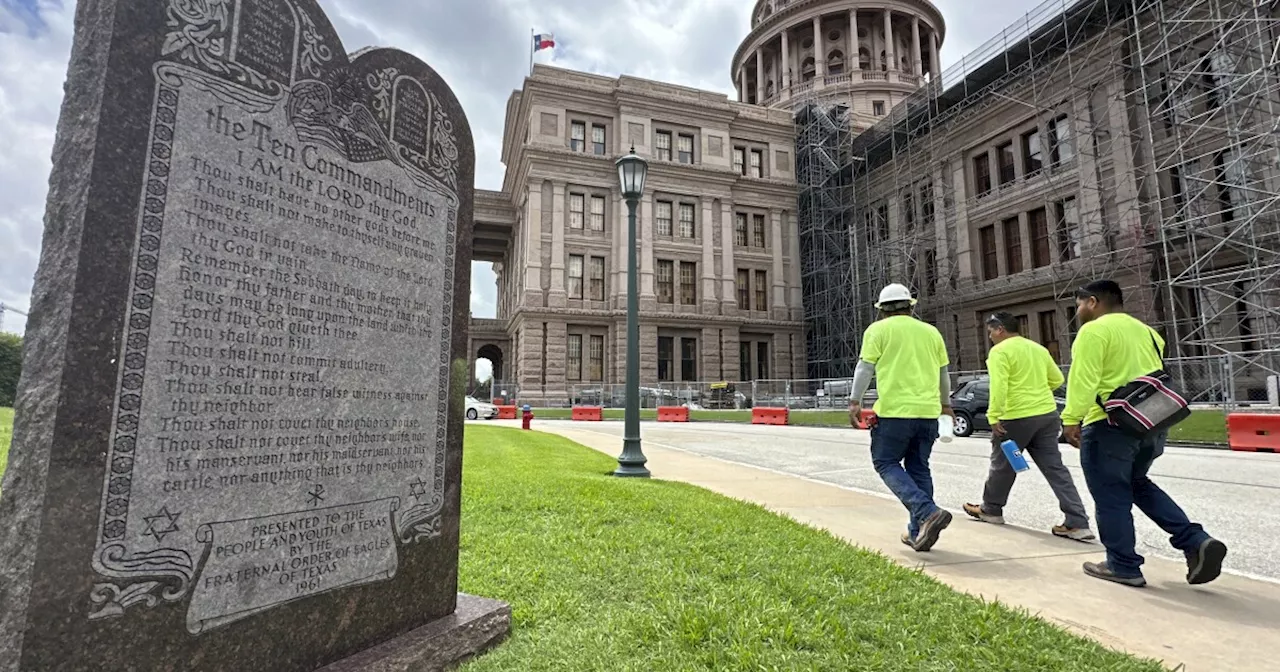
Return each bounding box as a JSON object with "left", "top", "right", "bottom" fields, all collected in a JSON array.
[{"left": 1096, "top": 332, "right": 1191, "bottom": 438}]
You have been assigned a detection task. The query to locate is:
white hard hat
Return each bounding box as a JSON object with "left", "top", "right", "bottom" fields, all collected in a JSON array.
[{"left": 875, "top": 283, "right": 917, "bottom": 308}]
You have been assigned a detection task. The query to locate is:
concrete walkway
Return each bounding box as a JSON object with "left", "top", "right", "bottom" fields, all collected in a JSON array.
[{"left": 511, "top": 421, "right": 1280, "bottom": 672}]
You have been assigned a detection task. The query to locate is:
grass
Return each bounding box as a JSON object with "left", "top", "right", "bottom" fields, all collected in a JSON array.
[
  {"left": 0, "top": 407, "right": 11, "bottom": 489},
  {"left": 458, "top": 425, "right": 1164, "bottom": 671},
  {"left": 526, "top": 406, "right": 1230, "bottom": 443}
]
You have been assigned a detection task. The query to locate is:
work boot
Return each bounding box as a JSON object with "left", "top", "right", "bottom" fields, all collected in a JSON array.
[
  {"left": 912, "top": 509, "right": 953, "bottom": 552},
  {"left": 1052, "top": 524, "right": 1096, "bottom": 542},
  {"left": 1082, "top": 561, "right": 1146, "bottom": 587},
  {"left": 1186, "top": 538, "right": 1228, "bottom": 585},
  {"left": 963, "top": 502, "right": 1005, "bottom": 525},
  {"left": 900, "top": 532, "right": 914, "bottom": 548}
]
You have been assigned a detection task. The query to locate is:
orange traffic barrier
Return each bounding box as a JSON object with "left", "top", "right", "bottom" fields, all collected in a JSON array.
[
  {"left": 1226, "top": 413, "right": 1280, "bottom": 453},
  {"left": 571, "top": 406, "right": 603, "bottom": 422},
  {"left": 657, "top": 406, "right": 689, "bottom": 422},
  {"left": 493, "top": 397, "right": 506, "bottom": 405},
  {"left": 495, "top": 405, "right": 517, "bottom": 420},
  {"left": 751, "top": 407, "right": 789, "bottom": 426}
]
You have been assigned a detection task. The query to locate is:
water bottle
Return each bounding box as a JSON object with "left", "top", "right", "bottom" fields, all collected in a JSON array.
[
  {"left": 937, "top": 414, "right": 955, "bottom": 443},
  {"left": 1000, "top": 439, "right": 1031, "bottom": 472}
]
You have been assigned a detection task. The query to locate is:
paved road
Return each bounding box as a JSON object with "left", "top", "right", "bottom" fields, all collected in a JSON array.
[{"left": 514, "top": 419, "right": 1280, "bottom": 582}]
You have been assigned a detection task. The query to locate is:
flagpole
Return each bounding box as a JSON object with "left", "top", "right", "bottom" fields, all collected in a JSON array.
[{"left": 528, "top": 28, "right": 534, "bottom": 76}]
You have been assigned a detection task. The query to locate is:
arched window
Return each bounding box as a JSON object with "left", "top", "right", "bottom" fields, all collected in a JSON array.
[
  {"left": 859, "top": 48, "right": 872, "bottom": 70},
  {"left": 827, "top": 50, "right": 845, "bottom": 76},
  {"left": 801, "top": 57, "right": 816, "bottom": 81}
]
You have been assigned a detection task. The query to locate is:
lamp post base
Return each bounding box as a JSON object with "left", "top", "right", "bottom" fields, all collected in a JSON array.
[{"left": 614, "top": 438, "right": 650, "bottom": 478}]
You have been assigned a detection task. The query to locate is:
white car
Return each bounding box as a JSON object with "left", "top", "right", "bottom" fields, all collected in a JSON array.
[{"left": 465, "top": 396, "right": 498, "bottom": 420}]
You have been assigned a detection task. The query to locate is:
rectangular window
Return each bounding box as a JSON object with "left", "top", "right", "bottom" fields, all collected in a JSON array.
[
  {"left": 733, "top": 147, "right": 746, "bottom": 174},
  {"left": 754, "top": 270, "right": 768, "bottom": 312},
  {"left": 657, "top": 336, "right": 674, "bottom": 381},
  {"left": 679, "top": 261, "right": 697, "bottom": 305},
  {"left": 876, "top": 203, "right": 889, "bottom": 241},
  {"left": 919, "top": 182, "right": 934, "bottom": 226},
  {"left": 569, "top": 193, "right": 585, "bottom": 230},
  {"left": 902, "top": 192, "right": 915, "bottom": 236},
  {"left": 740, "top": 341, "right": 752, "bottom": 381},
  {"left": 1038, "top": 311, "right": 1061, "bottom": 363},
  {"left": 1017, "top": 315, "right": 1030, "bottom": 336},
  {"left": 1049, "top": 115, "right": 1073, "bottom": 165},
  {"left": 570, "top": 121, "right": 586, "bottom": 152},
  {"left": 591, "top": 124, "right": 606, "bottom": 155},
  {"left": 997, "top": 141, "right": 1016, "bottom": 185},
  {"left": 677, "top": 134, "right": 694, "bottom": 163},
  {"left": 1002, "top": 216, "right": 1023, "bottom": 275},
  {"left": 736, "top": 269, "right": 750, "bottom": 309},
  {"left": 588, "top": 256, "right": 605, "bottom": 301},
  {"left": 1235, "top": 281, "right": 1258, "bottom": 352},
  {"left": 752, "top": 214, "right": 766, "bottom": 248},
  {"left": 680, "top": 338, "right": 697, "bottom": 381},
  {"left": 567, "top": 334, "right": 583, "bottom": 381},
  {"left": 589, "top": 195, "right": 605, "bottom": 232},
  {"left": 973, "top": 154, "right": 992, "bottom": 195},
  {"left": 924, "top": 248, "right": 937, "bottom": 295},
  {"left": 678, "top": 203, "right": 696, "bottom": 238},
  {"left": 588, "top": 335, "right": 604, "bottom": 381},
  {"left": 979, "top": 225, "right": 998, "bottom": 280},
  {"left": 656, "top": 259, "right": 674, "bottom": 304},
  {"left": 750, "top": 150, "right": 763, "bottom": 177},
  {"left": 1055, "top": 197, "right": 1080, "bottom": 261},
  {"left": 873, "top": 100, "right": 886, "bottom": 116},
  {"left": 1029, "top": 207, "right": 1051, "bottom": 268},
  {"left": 756, "top": 341, "right": 770, "bottom": 380},
  {"left": 567, "top": 254, "right": 584, "bottom": 299},
  {"left": 735, "top": 214, "right": 748, "bottom": 246},
  {"left": 656, "top": 200, "right": 673, "bottom": 236},
  {"left": 655, "top": 131, "right": 672, "bottom": 160},
  {"left": 1022, "top": 128, "right": 1043, "bottom": 175}
]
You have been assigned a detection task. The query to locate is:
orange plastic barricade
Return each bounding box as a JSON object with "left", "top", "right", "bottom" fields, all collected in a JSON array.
[
  {"left": 493, "top": 397, "right": 506, "bottom": 406},
  {"left": 657, "top": 406, "right": 690, "bottom": 423},
  {"left": 496, "top": 405, "right": 517, "bottom": 420},
  {"left": 751, "top": 407, "right": 789, "bottom": 426},
  {"left": 571, "top": 406, "right": 603, "bottom": 422},
  {"left": 1226, "top": 413, "right": 1280, "bottom": 453}
]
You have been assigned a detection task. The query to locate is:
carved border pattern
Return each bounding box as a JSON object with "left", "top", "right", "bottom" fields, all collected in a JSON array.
[
  {"left": 296, "top": 6, "right": 333, "bottom": 79},
  {"left": 162, "top": 0, "right": 283, "bottom": 97},
  {"left": 367, "top": 67, "right": 398, "bottom": 124}
]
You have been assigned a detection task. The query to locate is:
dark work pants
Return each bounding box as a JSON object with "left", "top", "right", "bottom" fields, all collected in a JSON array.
[
  {"left": 870, "top": 418, "right": 941, "bottom": 539},
  {"left": 1080, "top": 422, "right": 1210, "bottom": 578},
  {"left": 983, "top": 412, "right": 1090, "bottom": 529}
]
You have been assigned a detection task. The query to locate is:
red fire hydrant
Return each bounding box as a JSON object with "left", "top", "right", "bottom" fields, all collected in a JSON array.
[{"left": 521, "top": 405, "right": 533, "bottom": 430}]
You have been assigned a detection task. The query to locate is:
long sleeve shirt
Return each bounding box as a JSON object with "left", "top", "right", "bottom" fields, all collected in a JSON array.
[
  {"left": 985, "top": 336, "right": 1064, "bottom": 425},
  {"left": 1062, "top": 312, "right": 1165, "bottom": 427}
]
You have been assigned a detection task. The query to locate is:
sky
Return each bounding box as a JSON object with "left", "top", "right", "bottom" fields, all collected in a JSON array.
[{"left": 0, "top": 0, "right": 1035, "bottom": 379}]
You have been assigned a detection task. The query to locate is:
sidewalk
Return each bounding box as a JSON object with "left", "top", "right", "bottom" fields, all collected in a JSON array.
[{"left": 535, "top": 423, "right": 1280, "bottom": 672}]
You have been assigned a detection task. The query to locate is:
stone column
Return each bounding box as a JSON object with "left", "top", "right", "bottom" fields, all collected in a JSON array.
[
  {"left": 720, "top": 201, "right": 737, "bottom": 314},
  {"left": 911, "top": 16, "right": 922, "bottom": 76},
  {"left": 951, "top": 160, "right": 973, "bottom": 281},
  {"left": 738, "top": 67, "right": 746, "bottom": 102},
  {"left": 523, "top": 183, "right": 544, "bottom": 307},
  {"left": 883, "top": 9, "right": 895, "bottom": 71},
  {"left": 930, "top": 30, "right": 940, "bottom": 80},
  {"left": 755, "top": 48, "right": 764, "bottom": 103},
  {"left": 544, "top": 321, "right": 567, "bottom": 404},
  {"left": 781, "top": 29, "right": 791, "bottom": 91},
  {"left": 787, "top": 210, "right": 803, "bottom": 321},
  {"left": 770, "top": 208, "right": 786, "bottom": 320},
  {"left": 813, "top": 16, "right": 826, "bottom": 79},
  {"left": 849, "top": 10, "right": 859, "bottom": 70},
  {"left": 700, "top": 197, "right": 717, "bottom": 311},
  {"left": 613, "top": 192, "right": 627, "bottom": 308},
  {"left": 548, "top": 182, "right": 566, "bottom": 307},
  {"left": 640, "top": 192, "right": 656, "bottom": 309}
]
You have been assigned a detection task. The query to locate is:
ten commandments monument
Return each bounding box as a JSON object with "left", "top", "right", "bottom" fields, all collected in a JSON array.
[{"left": 0, "top": 0, "right": 509, "bottom": 669}]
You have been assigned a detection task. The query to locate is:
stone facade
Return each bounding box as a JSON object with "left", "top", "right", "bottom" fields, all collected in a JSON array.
[{"left": 473, "top": 65, "right": 805, "bottom": 406}]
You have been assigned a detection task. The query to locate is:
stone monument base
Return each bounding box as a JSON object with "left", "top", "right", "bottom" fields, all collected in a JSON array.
[{"left": 318, "top": 594, "right": 511, "bottom": 672}]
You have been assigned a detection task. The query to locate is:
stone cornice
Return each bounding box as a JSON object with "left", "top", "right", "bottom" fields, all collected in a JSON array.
[{"left": 502, "top": 306, "right": 805, "bottom": 330}]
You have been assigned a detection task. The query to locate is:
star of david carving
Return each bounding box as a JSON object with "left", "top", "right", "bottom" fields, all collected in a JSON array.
[
  {"left": 142, "top": 506, "right": 181, "bottom": 543},
  {"left": 408, "top": 477, "right": 428, "bottom": 500}
]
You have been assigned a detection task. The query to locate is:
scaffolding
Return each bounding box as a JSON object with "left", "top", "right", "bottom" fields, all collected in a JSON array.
[{"left": 797, "top": 0, "right": 1280, "bottom": 402}]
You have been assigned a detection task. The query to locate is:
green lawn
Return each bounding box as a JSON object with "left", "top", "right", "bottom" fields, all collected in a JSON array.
[
  {"left": 0, "top": 407, "right": 11, "bottom": 489},
  {"left": 526, "top": 406, "right": 1229, "bottom": 443},
  {"left": 458, "top": 426, "right": 1163, "bottom": 671}
]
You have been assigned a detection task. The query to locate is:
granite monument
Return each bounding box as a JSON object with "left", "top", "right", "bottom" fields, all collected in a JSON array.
[{"left": 0, "top": 0, "right": 509, "bottom": 669}]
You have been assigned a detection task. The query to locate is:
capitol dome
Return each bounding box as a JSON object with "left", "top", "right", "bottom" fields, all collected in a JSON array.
[{"left": 731, "top": 0, "right": 945, "bottom": 128}]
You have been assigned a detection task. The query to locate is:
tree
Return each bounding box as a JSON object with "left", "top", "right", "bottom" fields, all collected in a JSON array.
[{"left": 0, "top": 333, "right": 22, "bottom": 408}]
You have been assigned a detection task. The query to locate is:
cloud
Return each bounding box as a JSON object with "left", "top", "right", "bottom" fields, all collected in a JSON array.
[{"left": 0, "top": 0, "right": 1033, "bottom": 336}]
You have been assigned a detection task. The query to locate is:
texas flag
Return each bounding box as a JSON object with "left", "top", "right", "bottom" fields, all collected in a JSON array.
[{"left": 533, "top": 33, "right": 556, "bottom": 52}]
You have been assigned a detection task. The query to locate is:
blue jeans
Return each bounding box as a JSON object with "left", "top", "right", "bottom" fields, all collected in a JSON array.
[
  {"left": 870, "top": 418, "right": 941, "bottom": 539},
  {"left": 1080, "top": 422, "right": 1209, "bottom": 578}
]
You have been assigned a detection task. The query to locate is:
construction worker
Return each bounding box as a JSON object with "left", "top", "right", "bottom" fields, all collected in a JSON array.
[
  {"left": 1062, "top": 280, "right": 1227, "bottom": 587},
  {"left": 849, "top": 283, "right": 954, "bottom": 552},
  {"left": 963, "top": 312, "right": 1094, "bottom": 541}
]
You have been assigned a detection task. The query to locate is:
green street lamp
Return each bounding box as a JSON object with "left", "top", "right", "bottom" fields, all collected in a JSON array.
[{"left": 614, "top": 147, "right": 650, "bottom": 478}]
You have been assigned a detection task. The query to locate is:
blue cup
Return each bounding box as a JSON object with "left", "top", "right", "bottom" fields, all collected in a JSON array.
[{"left": 1000, "top": 439, "right": 1031, "bottom": 472}]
